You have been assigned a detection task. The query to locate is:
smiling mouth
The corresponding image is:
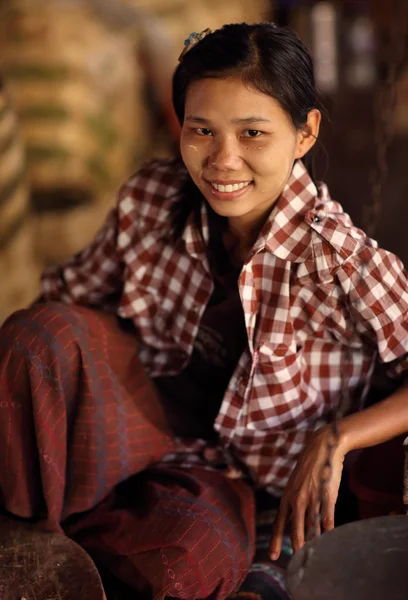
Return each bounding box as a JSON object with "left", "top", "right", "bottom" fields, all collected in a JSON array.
[{"left": 209, "top": 181, "right": 252, "bottom": 193}]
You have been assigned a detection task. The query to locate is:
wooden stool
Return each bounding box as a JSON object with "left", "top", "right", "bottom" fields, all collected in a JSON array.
[{"left": 0, "top": 518, "right": 106, "bottom": 600}]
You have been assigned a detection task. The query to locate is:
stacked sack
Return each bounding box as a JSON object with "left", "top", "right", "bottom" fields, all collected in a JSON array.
[
  {"left": 0, "top": 79, "right": 41, "bottom": 323},
  {"left": 0, "top": 0, "right": 144, "bottom": 265}
]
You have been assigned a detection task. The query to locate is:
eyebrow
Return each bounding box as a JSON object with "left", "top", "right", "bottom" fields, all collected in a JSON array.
[{"left": 185, "top": 115, "right": 272, "bottom": 125}]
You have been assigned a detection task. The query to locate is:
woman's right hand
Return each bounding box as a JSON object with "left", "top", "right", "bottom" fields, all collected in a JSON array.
[{"left": 269, "top": 425, "right": 346, "bottom": 560}]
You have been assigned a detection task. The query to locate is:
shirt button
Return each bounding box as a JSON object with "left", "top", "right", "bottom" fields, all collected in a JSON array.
[{"left": 311, "top": 215, "right": 322, "bottom": 223}]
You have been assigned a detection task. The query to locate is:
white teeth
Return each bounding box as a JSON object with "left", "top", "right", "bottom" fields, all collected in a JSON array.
[{"left": 211, "top": 181, "right": 251, "bottom": 192}]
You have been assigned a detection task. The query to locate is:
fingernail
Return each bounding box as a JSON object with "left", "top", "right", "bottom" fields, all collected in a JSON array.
[{"left": 270, "top": 552, "right": 278, "bottom": 561}]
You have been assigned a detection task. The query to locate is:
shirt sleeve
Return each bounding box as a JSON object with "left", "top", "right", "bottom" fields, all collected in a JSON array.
[
  {"left": 40, "top": 204, "right": 124, "bottom": 311},
  {"left": 339, "top": 245, "right": 408, "bottom": 378}
]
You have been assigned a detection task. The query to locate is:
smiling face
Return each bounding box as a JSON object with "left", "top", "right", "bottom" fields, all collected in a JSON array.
[{"left": 180, "top": 76, "right": 319, "bottom": 243}]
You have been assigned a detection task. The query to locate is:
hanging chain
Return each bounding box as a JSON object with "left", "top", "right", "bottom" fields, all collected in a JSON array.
[
  {"left": 297, "top": 0, "right": 408, "bottom": 577},
  {"left": 363, "top": 0, "right": 408, "bottom": 238}
]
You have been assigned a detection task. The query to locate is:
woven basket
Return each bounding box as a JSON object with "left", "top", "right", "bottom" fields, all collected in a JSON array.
[
  {"left": 1, "top": 0, "right": 145, "bottom": 199},
  {"left": 0, "top": 80, "right": 40, "bottom": 323},
  {"left": 0, "top": 0, "right": 143, "bottom": 206},
  {"left": 0, "top": 0, "right": 148, "bottom": 262}
]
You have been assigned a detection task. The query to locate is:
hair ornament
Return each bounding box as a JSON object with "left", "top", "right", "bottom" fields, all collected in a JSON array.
[{"left": 178, "top": 28, "right": 212, "bottom": 62}]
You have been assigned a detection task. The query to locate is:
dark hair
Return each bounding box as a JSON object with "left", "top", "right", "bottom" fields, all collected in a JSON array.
[{"left": 171, "top": 22, "right": 323, "bottom": 241}]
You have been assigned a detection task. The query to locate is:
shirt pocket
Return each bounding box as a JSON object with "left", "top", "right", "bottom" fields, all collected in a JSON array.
[{"left": 242, "top": 339, "right": 324, "bottom": 431}]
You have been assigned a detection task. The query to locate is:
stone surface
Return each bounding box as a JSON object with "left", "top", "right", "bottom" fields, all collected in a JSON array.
[{"left": 287, "top": 515, "right": 408, "bottom": 600}]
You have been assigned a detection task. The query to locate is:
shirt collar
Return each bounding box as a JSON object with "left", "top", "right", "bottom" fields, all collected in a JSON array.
[
  {"left": 182, "top": 193, "right": 210, "bottom": 260},
  {"left": 253, "top": 160, "right": 319, "bottom": 263}
]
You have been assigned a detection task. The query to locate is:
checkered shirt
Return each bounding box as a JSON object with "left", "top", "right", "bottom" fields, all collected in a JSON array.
[{"left": 41, "top": 158, "right": 408, "bottom": 496}]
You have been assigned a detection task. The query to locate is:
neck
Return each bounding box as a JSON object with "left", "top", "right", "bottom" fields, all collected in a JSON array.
[
  {"left": 227, "top": 208, "right": 271, "bottom": 252},
  {"left": 223, "top": 216, "right": 265, "bottom": 264},
  {"left": 227, "top": 223, "right": 255, "bottom": 252}
]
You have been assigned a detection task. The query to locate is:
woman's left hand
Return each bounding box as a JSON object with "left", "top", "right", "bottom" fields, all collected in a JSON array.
[{"left": 269, "top": 425, "right": 346, "bottom": 560}]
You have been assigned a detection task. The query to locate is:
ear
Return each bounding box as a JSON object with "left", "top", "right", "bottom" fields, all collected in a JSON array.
[{"left": 294, "top": 109, "right": 321, "bottom": 159}]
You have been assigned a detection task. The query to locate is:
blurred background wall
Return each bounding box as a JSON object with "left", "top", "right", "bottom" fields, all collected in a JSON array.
[{"left": 0, "top": 0, "right": 407, "bottom": 323}]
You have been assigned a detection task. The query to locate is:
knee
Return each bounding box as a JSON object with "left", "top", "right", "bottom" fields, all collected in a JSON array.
[
  {"left": 134, "top": 521, "right": 252, "bottom": 599},
  {"left": 0, "top": 302, "right": 85, "bottom": 357},
  {"left": 4, "top": 301, "right": 75, "bottom": 329}
]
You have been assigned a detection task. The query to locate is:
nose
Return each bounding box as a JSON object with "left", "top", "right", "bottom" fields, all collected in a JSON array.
[{"left": 208, "top": 136, "right": 242, "bottom": 171}]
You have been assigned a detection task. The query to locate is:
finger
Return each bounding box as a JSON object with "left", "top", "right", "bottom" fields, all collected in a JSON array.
[
  {"left": 321, "top": 490, "right": 336, "bottom": 532},
  {"left": 306, "top": 502, "right": 321, "bottom": 539},
  {"left": 290, "top": 501, "right": 307, "bottom": 553},
  {"left": 306, "top": 488, "right": 322, "bottom": 538},
  {"left": 269, "top": 501, "right": 290, "bottom": 561}
]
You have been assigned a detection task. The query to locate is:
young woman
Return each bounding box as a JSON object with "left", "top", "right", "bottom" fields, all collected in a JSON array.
[{"left": 1, "top": 22, "right": 408, "bottom": 600}]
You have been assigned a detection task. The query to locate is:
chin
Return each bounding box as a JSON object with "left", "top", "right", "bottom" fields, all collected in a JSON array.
[{"left": 206, "top": 202, "right": 246, "bottom": 218}]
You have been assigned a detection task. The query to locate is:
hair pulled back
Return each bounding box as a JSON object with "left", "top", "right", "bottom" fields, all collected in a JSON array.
[{"left": 173, "top": 22, "right": 320, "bottom": 132}]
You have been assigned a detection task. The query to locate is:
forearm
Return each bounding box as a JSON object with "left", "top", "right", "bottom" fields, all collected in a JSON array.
[{"left": 337, "top": 382, "right": 408, "bottom": 454}]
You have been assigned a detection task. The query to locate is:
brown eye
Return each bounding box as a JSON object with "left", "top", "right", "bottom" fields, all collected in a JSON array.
[
  {"left": 244, "top": 129, "right": 262, "bottom": 138},
  {"left": 196, "top": 128, "right": 213, "bottom": 136}
]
